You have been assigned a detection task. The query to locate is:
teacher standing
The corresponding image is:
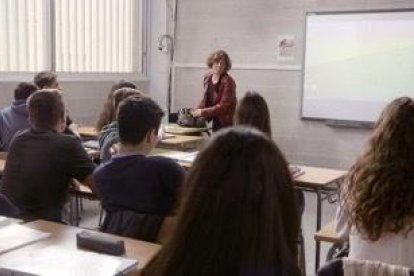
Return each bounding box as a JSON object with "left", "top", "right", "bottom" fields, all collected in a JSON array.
[{"left": 192, "top": 50, "right": 237, "bottom": 131}]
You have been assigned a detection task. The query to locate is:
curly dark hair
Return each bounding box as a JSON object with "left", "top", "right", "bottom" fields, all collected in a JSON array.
[
  {"left": 342, "top": 96, "right": 414, "bottom": 241},
  {"left": 206, "top": 50, "right": 232, "bottom": 72}
]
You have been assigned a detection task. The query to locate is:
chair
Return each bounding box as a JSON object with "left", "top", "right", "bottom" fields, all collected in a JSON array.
[
  {"left": 100, "top": 209, "right": 164, "bottom": 242},
  {"left": 318, "top": 258, "right": 414, "bottom": 276}
]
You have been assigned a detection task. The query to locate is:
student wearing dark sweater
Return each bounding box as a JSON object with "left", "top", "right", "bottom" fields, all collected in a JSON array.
[
  {"left": 94, "top": 96, "right": 184, "bottom": 241},
  {"left": 1, "top": 90, "right": 97, "bottom": 222},
  {"left": 0, "top": 82, "right": 37, "bottom": 151}
]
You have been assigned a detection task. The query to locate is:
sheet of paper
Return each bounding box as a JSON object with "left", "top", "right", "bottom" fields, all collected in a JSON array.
[
  {"left": 0, "top": 224, "right": 50, "bottom": 255},
  {"left": 161, "top": 151, "right": 198, "bottom": 163},
  {"left": 0, "top": 245, "right": 138, "bottom": 276}
]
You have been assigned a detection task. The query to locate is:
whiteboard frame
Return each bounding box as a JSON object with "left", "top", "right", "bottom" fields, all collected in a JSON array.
[{"left": 301, "top": 8, "right": 414, "bottom": 124}]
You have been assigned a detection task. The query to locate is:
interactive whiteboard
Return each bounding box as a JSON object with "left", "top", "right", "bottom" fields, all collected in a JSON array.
[{"left": 302, "top": 10, "right": 414, "bottom": 122}]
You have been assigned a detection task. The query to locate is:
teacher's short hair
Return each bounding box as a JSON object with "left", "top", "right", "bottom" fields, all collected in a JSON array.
[{"left": 206, "top": 50, "right": 232, "bottom": 72}]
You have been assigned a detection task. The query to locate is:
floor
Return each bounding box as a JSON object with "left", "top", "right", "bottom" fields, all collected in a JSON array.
[{"left": 77, "top": 191, "right": 338, "bottom": 276}]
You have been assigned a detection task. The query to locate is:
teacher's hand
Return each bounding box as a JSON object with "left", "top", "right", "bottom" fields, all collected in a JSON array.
[{"left": 191, "top": 109, "right": 202, "bottom": 117}]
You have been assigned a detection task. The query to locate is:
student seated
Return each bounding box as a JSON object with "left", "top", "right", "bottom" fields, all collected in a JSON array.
[
  {"left": 0, "top": 82, "right": 37, "bottom": 151},
  {"left": 94, "top": 96, "right": 184, "bottom": 242},
  {"left": 96, "top": 80, "right": 137, "bottom": 132},
  {"left": 33, "top": 71, "right": 79, "bottom": 136},
  {"left": 336, "top": 97, "right": 414, "bottom": 268},
  {"left": 142, "top": 127, "right": 300, "bottom": 276},
  {"left": 0, "top": 90, "right": 97, "bottom": 222},
  {"left": 98, "top": 88, "right": 143, "bottom": 162},
  {"left": 234, "top": 91, "right": 305, "bottom": 216},
  {"left": 234, "top": 90, "right": 272, "bottom": 137}
]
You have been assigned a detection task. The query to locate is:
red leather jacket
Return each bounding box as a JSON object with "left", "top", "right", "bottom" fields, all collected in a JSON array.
[{"left": 197, "top": 72, "right": 237, "bottom": 130}]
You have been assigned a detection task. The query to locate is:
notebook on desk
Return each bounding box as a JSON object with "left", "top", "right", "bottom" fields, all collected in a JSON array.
[
  {"left": 0, "top": 245, "right": 138, "bottom": 276},
  {"left": 162, "top": 151, "right": 198, "bottom": 164},
  {"left": 289, "top": 164, "right": 305, "bottom": 178}
]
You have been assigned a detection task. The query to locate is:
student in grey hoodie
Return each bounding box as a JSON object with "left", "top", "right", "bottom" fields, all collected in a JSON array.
[{"left": 0, "top": 82, "right": 37, "bottom": 151}]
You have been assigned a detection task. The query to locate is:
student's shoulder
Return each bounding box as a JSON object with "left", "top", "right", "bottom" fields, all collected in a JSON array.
[{"left": 148, "top": 155, "right": 183, "bottom": 170}]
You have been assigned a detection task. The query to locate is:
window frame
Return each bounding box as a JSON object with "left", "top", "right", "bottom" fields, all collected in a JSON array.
[{"left": 0, "top": 0, "right": 149, "bottom": 82}]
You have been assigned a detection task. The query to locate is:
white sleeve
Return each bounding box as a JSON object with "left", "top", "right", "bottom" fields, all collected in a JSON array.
[{"left": 335, "top": 203, "right": 351, "bottom": 241}]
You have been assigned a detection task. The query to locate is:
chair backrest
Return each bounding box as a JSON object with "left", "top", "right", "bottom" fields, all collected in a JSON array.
[
  {"left": 100, "top": 209, "right": 163, "bottom": 242},
  {"left": 0, "top": 193, "right": 20, "bottom": 218},
  {"left": 318, "top": 258, "right": 414, "bottom": 276}
]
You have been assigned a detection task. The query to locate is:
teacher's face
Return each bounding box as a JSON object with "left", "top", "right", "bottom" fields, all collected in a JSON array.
[{"left": 212, "top": 61, "right": 225, "bottom": 75}]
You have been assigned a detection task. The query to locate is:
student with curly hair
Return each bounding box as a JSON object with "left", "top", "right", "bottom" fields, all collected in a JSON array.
[
  {"left": 336, "top": 97, "right": 414, "bottom": 268},
  {"left": 142, "top": 127, "right": 300, "bottom": 276}
]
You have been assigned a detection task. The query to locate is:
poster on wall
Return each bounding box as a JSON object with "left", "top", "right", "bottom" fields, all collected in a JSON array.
[{"left": 277, "top": 35, "right": 295, "bottom": 61}]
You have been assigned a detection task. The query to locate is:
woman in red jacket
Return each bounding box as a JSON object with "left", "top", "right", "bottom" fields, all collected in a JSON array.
[{"left": 192, "top": 50, "right": 237, "bottom": 131}]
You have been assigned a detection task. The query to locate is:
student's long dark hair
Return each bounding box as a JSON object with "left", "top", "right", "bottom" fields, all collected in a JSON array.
[
  {"left": 142, "top": 127, "right": 300, "bottom": 276},
  {"left": 234, "top": 91, "right": 272, "bottom": 137},
  {"left": 96, "top": 80, "right": 137, "bottom": 131}
]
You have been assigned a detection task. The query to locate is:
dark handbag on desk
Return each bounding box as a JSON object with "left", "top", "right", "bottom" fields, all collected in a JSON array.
[{"left": 177, "top": 108, "right": 207, "bottom": 128}]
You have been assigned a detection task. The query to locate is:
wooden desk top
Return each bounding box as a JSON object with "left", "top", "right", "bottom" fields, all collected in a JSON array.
[
  {"left": 0, "top": 220, "right": 161, "bottom": 271},
  {"left": 158, "top": 135, "right": 204, "bottom": 146},
  {"left": 164, "top": 123, "right": 208, "bottom": 135},
  {"left": 295, "top": 166, "right": 347, "bottom": 188},
  {"left": 79, "top": 126, "right": 98, "bottom": 138},
  {"left": 314, "top": 221, "right": 341, "bottom": 244}
]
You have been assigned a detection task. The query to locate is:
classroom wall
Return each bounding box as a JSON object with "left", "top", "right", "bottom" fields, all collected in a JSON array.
[{"left": 172, "top": 0, "right": 414, "bottom": 169}]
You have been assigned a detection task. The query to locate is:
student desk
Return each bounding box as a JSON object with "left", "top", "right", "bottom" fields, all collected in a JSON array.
[
  {"left": 157, "top": 135, "right": 205, "bottom": 150},
  {"left": 79, "top": 126, "right": 98, "bottom": 139},
  {"left": 295, "top": 166, "right": 347, "bottom": 271},
  {"left": 0, "top": 220, "right": 160, "bottom": 274},
  {"left": 79, "top": 125, "right": 205, "bottom": 150},
  {"left": 314, "top": 220, "right": 344, "bottom": 269}
]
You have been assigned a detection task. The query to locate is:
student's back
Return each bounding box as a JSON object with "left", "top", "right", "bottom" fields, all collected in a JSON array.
[
  {"left": 336, "top": 97, "right": 414, "bottom": 268},
  {"left": 142, "top": 127, "right": 300, "bottom": 276},
  {"left": 94, "top": 96, "right": 184, "bottom": 241},
  {"left": 0, "top": 90, "right": 96, "bottom": 222},
  {"left": 0, "top": 82, "right": 37, "bottom": 151}
]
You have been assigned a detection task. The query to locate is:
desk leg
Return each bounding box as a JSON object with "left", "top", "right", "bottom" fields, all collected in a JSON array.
[{"left": 315, "top": 187, "right": 322, "bottom": 272}]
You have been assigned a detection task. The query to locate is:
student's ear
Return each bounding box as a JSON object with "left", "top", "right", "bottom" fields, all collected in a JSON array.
[{"left": 146, "top": 129, "right": 158, "bottom": 145}]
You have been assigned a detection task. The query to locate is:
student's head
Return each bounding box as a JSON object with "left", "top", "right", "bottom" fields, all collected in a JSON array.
[
  {"left": 112, "top": 88, "right": 143, "bottom": 113},
  {"left": 234, "top": 91, "right": 272, "bottom": 137},
  {"left": 14, "top": 82, "right": 38, "bottom": 101},
  {"left": 27, "top": 89, "right": 66, "bottom": 132},
  {"left": 206, "top": 50, "right": 232, "bottom": 74},
  {"left": 33, "top": 71, "right": 59, "bottom": 89},
  {"left": 117, "top": 96, "right": 164, "bottom": 147},
  {"left": 96, "top": 80, "right": 137, "bottom": 131},
  {"left": 143, "top": 127, "right": 300, "bottom": 276},
  {"left": 343, "top": 96, "right": 414, "bottom": 241}
]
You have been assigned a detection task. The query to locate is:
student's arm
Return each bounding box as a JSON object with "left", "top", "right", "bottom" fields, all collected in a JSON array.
[
  {"left": 65, "top": 137, "right": 97, "bottom": 195},
  {"left": 79, "top": 174, "right": 99, "bottom": 197}
]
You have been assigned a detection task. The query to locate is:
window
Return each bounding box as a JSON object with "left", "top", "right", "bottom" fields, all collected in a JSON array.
[{"left": 0, "top": 0, "right": 145, "bottom": 76}]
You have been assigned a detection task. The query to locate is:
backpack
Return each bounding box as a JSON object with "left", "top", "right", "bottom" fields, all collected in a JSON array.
[{"left": 176, "top": 108, "right": 207, "bottom": 128}]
